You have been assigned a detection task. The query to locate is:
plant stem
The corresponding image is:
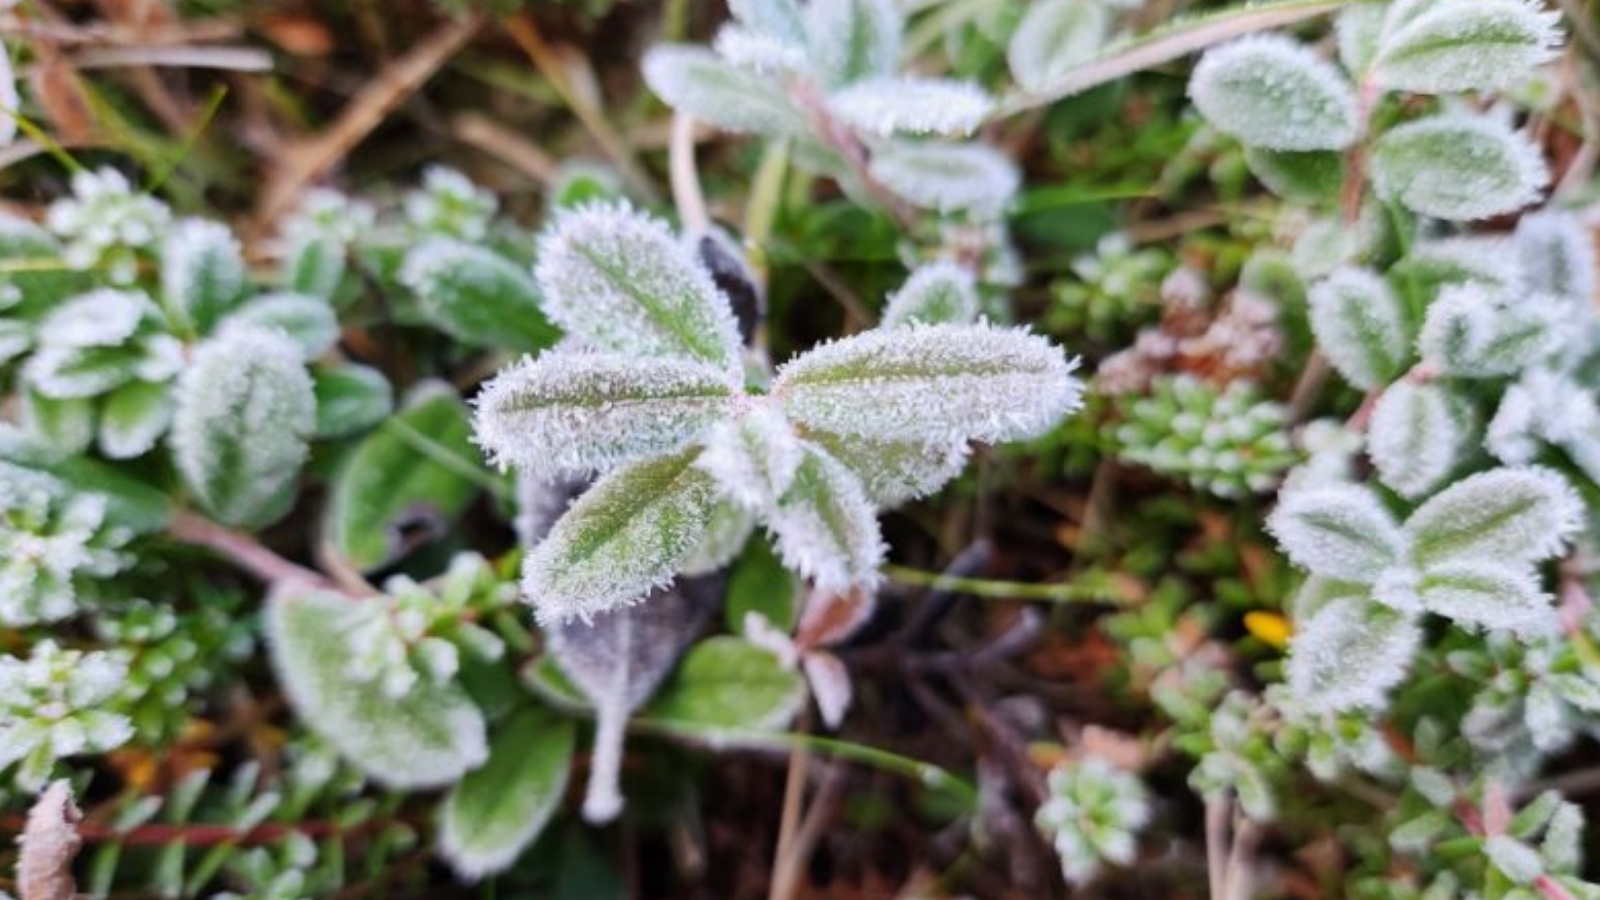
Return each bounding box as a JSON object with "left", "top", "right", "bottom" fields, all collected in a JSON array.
[
  {"left": 881, "top": 563, "right": 1137, "bottom": 605},
  {"left": 670, "top": 112, "right": 710, "bottom": 233},
  {"left": 167, "top": 509, "right": 334, "bottom": 592}
]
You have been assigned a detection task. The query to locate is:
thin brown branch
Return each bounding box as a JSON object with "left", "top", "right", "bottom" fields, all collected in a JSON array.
[{"left": 168, "top": 509, "right": 335, "bottom": 592}]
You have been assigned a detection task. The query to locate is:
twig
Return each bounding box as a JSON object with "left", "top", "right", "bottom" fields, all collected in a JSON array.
[
  {"left": 670, "top": 112, "right": 710, "bottom": 232},
  {"left": 1205, "top": 795, "right": 1230, "bottom": 900},
  {"left": 451, "top": 112, "right": 559, "bottom": 187},
  {"left": 789, "top": 81, "right": 919, "bottom": 233},
  {"left": 168, "top": 509, "right": 336, "bottom": 592},
  {"left": 767, "top": 710, "right": 813, "bottom": 900},
  {"left": 1221, "top": 811, "right": 1260, "bottom": 900},
  {"left": 69, "top": 45, "right": 271, "bottom": 71}
]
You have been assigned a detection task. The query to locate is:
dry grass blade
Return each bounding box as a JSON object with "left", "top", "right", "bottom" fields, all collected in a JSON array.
[
  {"left": 18, "top": 781, "right": 80, "bottom": 900},
  {"left": 70, "top": 44, "right": 272, "bottom": 71},
  {"left": 995, "top": 0, "right": 1358, "bottom": 115},
  {"left": 255, "top": 12, "right": 482, "bottom": 225}
]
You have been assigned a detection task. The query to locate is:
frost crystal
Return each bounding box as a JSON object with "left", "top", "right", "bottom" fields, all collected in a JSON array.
[
  {"left": 1036, "top": 759, "right": 1151, "bottom": 884},
  {"left": 1189, "top": 35, "right": 1359, "bottom": 151},
  {"left": 1419, "top": 562, "right": 1550, "bottom": 636},
  {"left": 533, "top": 202, "right": 742, "bottom": 371},
  {"left": 473, "top": 351, "right": 735, "bottom": 478},
  {"left": 1370, "top": 113, "right": 1548, "bottom": 221},
  {"left": 774, "top": 323, "right": 1081, "bottom": 445},
  {"left": 0, "top": 641, "right": 133, "bottom": 790},
  {"left": 694, "top": 403, "right": 804, "bottom": 511},
  {"left": 826, "top": 77, "right": 994, "bottom": 137},
  {"left": 0, "top": 482, "right": 127, "bottom": 626}
]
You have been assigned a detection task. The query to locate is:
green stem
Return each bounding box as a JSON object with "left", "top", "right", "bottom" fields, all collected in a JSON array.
[{"left": 882, "top": 563, "right": 1136, "bottom": 605}]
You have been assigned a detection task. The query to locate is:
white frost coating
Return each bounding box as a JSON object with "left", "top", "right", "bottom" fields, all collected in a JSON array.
[
  {"left": 473, "top": 350, "right": 733, "bottom": 478},
  {"left": 766, "top": 445, "right": 886, "bottom": 593},
  {"left": 222, "top": 292, "right": 341, "bottom": 362},
  {"left": 643, "top": 45, "right": 804, "bottom": 135},
  {"left": 813, "top": 432, "right": 970, "bottom": 507},
  {"left": 1403, "top": 236, "right": 1525, "bottom": 294},
  {"left": 881, "top": 261, "right": 980, "bottom": 328},
  {"left": 729, "top": 0, "right": 806, "bottom": 42},
  {"left": 827, "top": 77, "right": 994, "bottom": 137},
  {"left": 1266, "top": 485, "right": 1403, "bottom": 582},
  {"left": 1403, "top": 466, "right": 1582, "bottom": 568},
  {"left": 1289, "top": 595, "right": 1420, "bottom": 713},
  {"left": 98, "top": 380, "right": 175, "bottom": 460},
  {"left": 1516, "top": 210, "right": 1597, "bottom": 303},
  {"left": 679, "top": 500, "right": 757, "bottom": 576},
  {"left": 521, "top": 452, "right": 721, "bottom": 624},
  {"left": 774, "top": 323, "right": 1081, "bottom": 444},
  {"left": 533, "top": 201, "right": 743, "bottom": 372},
  {"left": 694, "top": 403, "right": 804, "bottom": 511},
  {"left": 712, "top": 25, "right": 810, "bottom": 74},
  {"left": 802, "top": 0, "right": 901, "bottom": 88},
  {"left": 1188, "top": 35, "right": 1359, "bottom": 151},
  {"left": 1486, "top": 377, "right": 1543, "bottom": 465},
  {"left": 1418, "top": 561, "right": 1551, "bottom": 636},
  {"left": 1370, "top": 113, "right": 1548, "bottom": 221},
  {"left": 1336, "top": 4, "right": 1387, "bottom": 75},
  {"left": 170, "top": 326, "right": 315, "bottom": 528},
  {"left": 1373, "top": 0, "right": 1562, "bottom": 94},
  {"left": 868, "top": 142, "right": 1021, "bottom": 217},
  {"left": 160, "top": 218, "right": 243, "bottom": 330},
  {"left": 0, "top": 45, "right": 15, "bottom": 149},
  {"left": 1417, "top": 283, "right": 1557, "bottom": 377},
  {"left": 1007, "top": 0, "right": 1111, "bottom": 93},
  {"left": 1367, "top": 380, "right": 1463, "bottom": 500},
  {"left": 1307, "top": 267, "right": 1410, "bottom": 390},
  {"left": 34, "top": 289, "right": 148, "bottom": 349}
]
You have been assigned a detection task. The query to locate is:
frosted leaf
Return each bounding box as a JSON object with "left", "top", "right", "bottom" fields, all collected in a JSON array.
[
  {"left": 0, "top": 45, "right": 15, "bottom": 149},
  {"left": 1292, "top": 205, "right": 1388, "bottom": 278},
  {"left": 1541, "top": 801, "right": 1584, "bottom": 872},
  {"left": 171, "top": 326, "right": 315, "bottom": 528},
  {"left": 680, "top": 500, "right": 757, "bottom": 576},
  {"left": 712, "top": 25, "right": 810, "bottom": 74},
  {"left": 98, "top": 380, "right": 173, "bottom": 460},
  {"left": 1243, "top": 148, "right": 1343, "bottom": 204},
  {"left": 1373, "top": 0, "right": 1561, "bottom": 94},
  {"left": 544, "top": 574, "right": 721, "bottom": 822},
  {"left": 1267, "top": 485, "right": 1403, "bottom": 582},
  {"left": 1337, "top": 4, "right": 1388, "bottom": 75},
  {"left": 766, "top": 445, "right": 885, "bottom": 593},
  {"left": 867, "top": 142, "right": 1021, "bottom": 217},
  {"left": 694, "top": 403, "right": 804, "bottom": 511},
  {"left": 34, "top": 289, "right": 147, "bottom": 350},
  {"left": 802, "top": 0, "right": 901, "bottom": 88},
  {"left": 827, "top": 77, "right": 994, "bottom": 137},
  {"left": 403, "top": 166, "right": 497, "bottom": 242},
  {"left": 1516, "top": 210, "right": 1597, "bottom": 303},
  {"left": 1418, "top": 283, "right": 1557, "bottom": 377},
  {"left": 438, "top": 708, "right": 573, "bottom": 880},
  {"left": 534, "top": 202, "right": 742, "bottom": 372},
  {"left": 774, "top": 323, "right": 1081, "bottom": 444},
  {"left": 1486, "top": 378, "right": 1542, "bottom": 465},
  {"left": 1404, "top": 466, "right": 1581, "bottom": 568},
  {"left": 1370, "top": 113, "right": 1547, "bottom": 221},
  {"left": 1418, "top": 561, "right": 1550, "bottom": 635},
  {"left": 400, "top": 238, "right": 556, "bottom": 352},
  {"left": 522, "top": 449, "right": 722, "bottom": 624},
  {"left": 729, "top": 0, "right": 806, "bottom": 42},
  {"left": 19, "top": 392, "right": 93, "bottom": 456},
  {"left": 810, "top": 431, "right": 969, "bottom": 507},
  {"left": 160, "top": 218, "right": 244, "bottom": 335},
  {"left": 881, "top": 261, "right": 980, "bottom": 328},
  {"left": 1367, "top": 380, "right": 1466, "bottom": 499},
  {"left": 1395, "top": 236, "right": 1524, "bottom": 299},
  {"left": 1006, "top": 0, "right": 1112, "bottom": 93},
  {"left": 266, "top": 589, "right": 487, "bottom": 789},
  {"left": 1188, "top": 35, "right": 1359, "bottom": 151},
  {"left": 1036, "top": 758, "right": 1152, "bottom": 884},
  {"left": 642, "top": 46, "right": 804, "bottom": 135},
  {"left": 1485, "top": 835, "right": 1545, "bottom": 884},
  {"left": 473, "top": 351, "right": 734, "bottom": 479},
  {"left": 1288, "top": 594, "right": 1420, "bottom": 712},
  {"left": 222, "top": 292, "right": 340, "bottom": 362},
  {"left": 1307, "top": 267, "right": 1411, "bottom": 390}
]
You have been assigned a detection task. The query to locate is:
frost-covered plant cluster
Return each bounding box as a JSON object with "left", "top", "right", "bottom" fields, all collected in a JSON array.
[{"left": 3, "top": 0, "right": 1600, "bottom": 896}]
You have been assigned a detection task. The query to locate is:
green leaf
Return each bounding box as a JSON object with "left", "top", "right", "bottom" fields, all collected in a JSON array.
[
  {"left": 0, "top": 215, "right": 90, "bottom": 312},
  {"left": 809, "top": 431, "right": 968, "bottom": 507},
  {"left": 172, "top": 327, "right": 315, "bottom": 528},
  {"left": 1267, "top": 484, "right": 1402, "bottom": 582},
  {"left": 161, "top": 219, "right": 245, "bottom": 336},
  {"left": 267, "top": 589, "right": 487, "bottom": 789},
  {"left": 867, "top": 142, "right": 1020, "bottom": 217},
  {"left": 473, "top": 351, "right": 735, "bottom": 479},
  {"left": 522, "top": 449, "right": 723, "bottom": 624},
  {"left": 1243, "top": 148, "right": 1344, "bottom": 204},
  {"left": 1417, "top": 562, "right": 1548, "bottom": 635},
  {"left": 767, "top": 445, "right": 885, "bottom": 592},
  {"left": 1006, "top": 0, "right": 1112, "bottom": 93},
  {"left": 400, "top": 239, "right": 558, "bottom": 353},
  {"left": 1366, "top": 380, "right": 1467, "bottom": 500},
  {"left": 534, "top": 202, "right": 743, "bottom": 371},
  {"left": 774, "top": 323, "right": 1081, "bottom": 445},
  {"left": 881, "top": 262, "right": 980, "bottom": 328},
  {"left": 1404, "top": 467, "right": 1581, "bottom": 568},
  {"left": 803, "top": 0, "right": 901, "bottom": 88},
  {"left": 1189, "top": 35, "right": 1358, "bottom": 151},
  {"left": 1307, "top": 267, "right": 1411, "bottom": 391},
  {"left": 98, "top": 379, "right": 174, "bottom": 460},
  {"left": 645, "top": 636, "right": 805, "bottom": 737},
  {"left": 1373, "top": 0, "right": 1561, "bottom": 94},
  {"left": 224, "top": 293, "right": 339, "bottom": 361},
  {"left": 1288, "top": 594, "right": 1420, "bottom": 712},
  {"left": 0, "top": 423, "right": 172, "bottom": 534},
  {"left": 1370, "top": 113, "right": 1547, "bottom": 221},
  {"left": 311, "top": 364, "right": 394, "bottom": 440},
  {"left": 643, "top": 46, "right": 806, "bottom": 135},
  {"left": 438, "top": 706, "right": 574, "bottom": 879},
  {"left": 324, "top": 382, "right": 481, "bottom": 571},
  {"left": 1418, "top": 283, "right": 1556, "bottom": 378},
  {"left": 282, "top": 235, "right": 345, "bottom": 300},
  {"left": 725, "top": 536, "right": 801, "bottom": 632},
  {"left": 20, "top": 388, "right": 94, "bottom": 455}
]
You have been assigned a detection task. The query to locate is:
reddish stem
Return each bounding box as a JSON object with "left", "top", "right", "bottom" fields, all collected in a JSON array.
[{"left": 168, "top": 509, "right": 336, "bottom": 592}]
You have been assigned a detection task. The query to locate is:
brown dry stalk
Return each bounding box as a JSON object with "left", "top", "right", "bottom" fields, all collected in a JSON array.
[{"left": 18, "top": 781, "right": 80, "bottom": 900}]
